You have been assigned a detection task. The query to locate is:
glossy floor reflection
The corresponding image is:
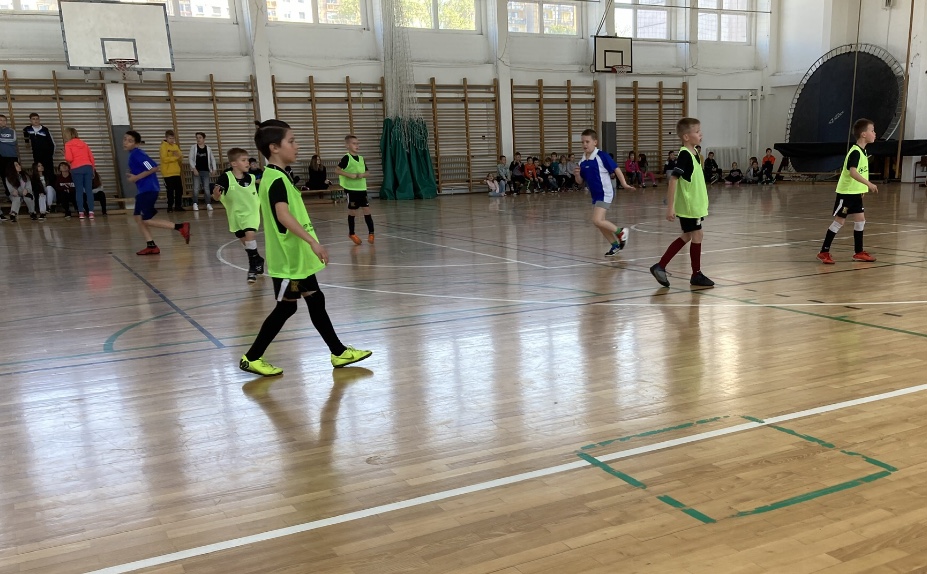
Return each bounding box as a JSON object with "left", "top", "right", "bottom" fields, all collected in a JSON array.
[{"left": 4, "top": 184, "right": 927, "bottom": 573}]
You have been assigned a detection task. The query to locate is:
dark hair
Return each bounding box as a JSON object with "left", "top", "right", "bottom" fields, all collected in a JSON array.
[
  {"left": 253, "top": 119, "right": 291, "bottom": 160},
  {"left": 165, "top": 129, "right": 175, "bottom": 137},
  {"left": 29, "top": 112, "right": 39, "bottom": 119},
  {"left": 582, "top": 128, "right": 598, "bottom": 140},
  {"left": 639, "top": 153, "right": 647, "bottom": 163},
  {"left": 30, "top": 162, "right": 45, "bottom": 190},
  {"left": 58, "top": 162, "right": 70, "bottom": 172},
  {"left": 92, "top": 170, "right": 102, "bottom": 188},
  {"left": 309, "top": 154, "right": 324, "bottom": 170},
  {"left": 227, "top": 147, "right": 249, "bottom": 162},
  {"left": 0, "top": 114, "right": 5, "bottom": 120},
  {"left": 676, "top": 117, "right": 700, "bottom": 137},
  {"left": 708, "top": 151, "right": 714, "bottom": 156},
  {"left": 766, "top": 147, "right": 772, "bottom": 152},
  {"left": 195, "top": 132, "right": 207, "bottom": 139},
  {"left": 126, "top": 130, "right": 142, "bottom": 144},
  {"left": 249, "top": 157, "right": 258, "bottom": 163},
  {"left": 5, "top": 162, "right": 27, "bottom": 188},
  {"left": 853, "top": 118, "right": 873, "bottom": 139}
]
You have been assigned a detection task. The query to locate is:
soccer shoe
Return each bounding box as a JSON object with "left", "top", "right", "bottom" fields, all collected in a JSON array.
[
  {"left": 368, "top": 233, "right": 375, "bottom": 244},
  {"left": 616, "top": 227, "right": 629, "bottom": 250},
  {"left": 253, "top": 256, "right": 265, "bottom": 274},
  {"left": 178, "top": 222, "right": 191, "bottom": 244},
  {"left": 349, "top": 234, "right": 362, "bottom": 245},
  {"left": 239, "top": 355, "right": 283, "bottom": 377},
  {"left": 690, "top": 272, "right": 715, "bottom": 287},
  {"left": 247, "top": 272, "right": 257, "bottom": 284},
  {"left": 650, "top": 263, "right": 670, "bottom": 287},
  {"left": 331, "top": 346, "right": 373, "bottom": 368},
  {"left": 816, "top": 252, "right": 835, "bottom": 265},
  {"left": 852, "top": 251, "right": 876, "bottom": 262},
  {"left": 136, "top": 246, "right": 161, "bottom": 255},
  {"left": 605, "top": 245, "right": 622, "bottom": 257}
]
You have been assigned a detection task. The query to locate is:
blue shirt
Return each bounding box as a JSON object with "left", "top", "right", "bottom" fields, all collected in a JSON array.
[
  {"left": 129, "top": 147, "right": 160, "bottom": 193},
  {"left": 579, "top": 148, "right": 618, "bottom": 197},
  {"left": 0, "top": 127, "right": 16, "bottom": 158}
]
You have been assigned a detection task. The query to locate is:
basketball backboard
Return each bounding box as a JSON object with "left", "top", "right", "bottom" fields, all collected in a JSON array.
[
  {"left": 59, "top": 0, "right": 175, "bottom": 72},
  {"left": 594, "top": 36, "right": 633, "bottom": 74}
]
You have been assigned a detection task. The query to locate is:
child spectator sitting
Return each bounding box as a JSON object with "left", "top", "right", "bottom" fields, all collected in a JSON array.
[
  {"left": 564, "top": 153, "right": 579, "bottom": 190},
  {"left": 761, "top": 148, "right": 776, "bottom": 183},
  {"left": 524, "top": 157, "right": 540, "bottom": 192},
  {"left": 703, "top": 151, "right": 723, "bottom": 184},
  {"left": 91, "top": 170, "right": 107, "bottom": 216},
  {"left": 486, "top": 172, "right": 503, "bottom": 197},
  {"left": 4, "top": 161, "right": 37, "bottom": 222},
  {"left": 550, "top": 154, "right": 563, "bottom": 189},
  {"left": 663, "top": 151, "right": 677, "bottom": 182},
  {"left": 744, "top": 158, "right": 760, "bottom": 184},
  {"left": 639, "top": 153, "right": 657, "bottom": 187},
  {"left": 54, "top": 162, "right": 76, "bottom": 219},
  {"left": 509, "top": 153, "right": 525, "bottom": 194},
  {"left": 496, "top": 155, "right": 510, "bottom": 195},
  {"left": 540, "top": 158, "right": 557, "bottom": 191},
  {"left": 30, "top": 161, "right": 53, "bottom": 219},
  {"left": 624, "top": 151, "right": 643, "bottom": 186},
  {"left": 725, "top": 162, "right": 744, "bottom": 186}
]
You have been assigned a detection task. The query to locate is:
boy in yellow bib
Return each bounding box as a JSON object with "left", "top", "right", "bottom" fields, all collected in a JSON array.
[
  {"left": 335, "top": 134, "right": 374, "bottom": 245},
  {"left": 817, "top": 118, "right": 879, "bottom": 264},
  {"left": 239, "top": 119, "right": 372, "bottom": 377},
  {"left": 212, "top": 147, "right": 264, "bottom": 284}
]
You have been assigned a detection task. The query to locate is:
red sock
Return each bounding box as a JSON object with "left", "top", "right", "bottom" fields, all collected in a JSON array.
[
  {"left": 659, "top": 238, "right": 686, "bottom": 268},
  {"left": 690, "top": 242, "right": 702, "bottom": 274}
]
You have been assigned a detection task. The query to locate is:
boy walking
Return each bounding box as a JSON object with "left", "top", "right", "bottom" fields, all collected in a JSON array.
[
  {"left": 816, "top": 118, "right": 878, "bottom": 264},
  {"left": 573, "top": 129, "right": 634, "bottom": 257},
  {"left": 239, "top": 119, "right": 371, "bottom": 376},
  {"left": 23, "top": 113, "right": 55, "bottom": 185},
  {"left": 124, "top": 130, "right": 191, "bottom": 255},
  {"left": 650, "top": 118, "right": 714, "bottom": 288},
  {"left": 188, "top": 132, "right": 217, "bottom": 211},
  {"left": 160, "top": 130, "right": 185, "bottom": 212},
  {"left": 212, "top": 147, "right": 265, "bottom": 283},
  {"left": 335, "top": 134, "right": 374, "bottom": 245}
]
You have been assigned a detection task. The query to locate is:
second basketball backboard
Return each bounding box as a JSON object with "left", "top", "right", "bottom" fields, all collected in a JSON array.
[
  {"left": 59, "top": 0, "right": 175, "bottom": 72},
  {"left": 594, "top": 36, "right": 633, "bottom": 74}
]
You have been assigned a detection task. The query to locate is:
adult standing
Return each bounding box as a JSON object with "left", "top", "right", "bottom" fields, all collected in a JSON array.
[
  {"left": 63, "top": 127, "right": 96, "bottom": 220},
  {"left": 187, "top": 131, "right": 216, "bottom": 211},
  {"left": 23, "top": 113, "right": 56, "bottom": 186},
  {"left": 0, "top": 114, "right": 18, "bottom": 178}
]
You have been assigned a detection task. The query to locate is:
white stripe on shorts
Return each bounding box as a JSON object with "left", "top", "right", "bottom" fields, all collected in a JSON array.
[
  {"left": 833, "top": 199, "right": 844, "bottom": 218},
  {"left": 276, "top": 279, "right": 290, "bottom": 302}
]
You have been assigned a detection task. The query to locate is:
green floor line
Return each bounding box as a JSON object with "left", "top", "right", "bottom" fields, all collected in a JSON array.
[
  {"left": 732, "top": 471, "right": 892, "bottom": 517},
  {"left": 841, "top": 451, "right": 899, "bottom": 472},
  {"left": 576, "top": 452, "right": 647, "bottom": 489},
  {"left": 580, "top": 416, "right": 729, "bottom": 450},
  {"left": 766, "top": 424, "right": 836, "bottom": 449},
  {"left": 657, "top": 495, "right": 717, "bottom": 524}
]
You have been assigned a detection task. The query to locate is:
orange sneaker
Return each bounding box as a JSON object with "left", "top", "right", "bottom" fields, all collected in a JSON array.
[
  {"left": 178, "top": 222, "right": 191, "bottom": 244},
  {"left": 853, "top": 251, "right": 876, "bottom": 262},
  {"left": 349, "top": 234, "right": 362, "bottom": 245},
  {"left": 816, "top": 252, "right": 835, "bottom": 264},
  {"left": 368, "top": 233, "right": 375, "bottom": 244},
  {"left": 136, "top": 246, "right": 161, "bottom": 255}
]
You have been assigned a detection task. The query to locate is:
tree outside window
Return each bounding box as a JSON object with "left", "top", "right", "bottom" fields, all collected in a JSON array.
[
  {"left": 698, "top": 0, "right": 749, "bottom": 43},
  {"left": 508, "top": 1, "right": 578, "bottom": 35},
  {"left": 266, "top": 0, "right": 362, "bottom": 25},
  {"left": 615, "top": 0, "right": 669, "bottom": 40},
  {"left": 400, "top": 0, "right": 477, "bottom": 31}
]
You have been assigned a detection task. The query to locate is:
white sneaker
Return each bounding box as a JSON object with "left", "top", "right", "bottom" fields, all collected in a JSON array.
[
  {"left": 206, "top": 204, "right": 213, "bottom": 211},
  {"left": 192, "top": 203, "right": 199, "bottom": 211}
]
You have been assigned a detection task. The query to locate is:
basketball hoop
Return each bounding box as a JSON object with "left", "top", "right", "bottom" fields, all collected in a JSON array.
[
  {"left": 611, "top": 65, "right": 632, "bottom": 75},
  {"left": 108, "top": 58, "right": 140, "bottom": 81}
]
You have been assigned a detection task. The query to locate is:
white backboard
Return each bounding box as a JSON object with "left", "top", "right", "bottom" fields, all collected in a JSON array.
[
  {"left": 594, "top": 36, "right": 633, "bottom": 73},
  {"left": 59, "top": 0, "right": 175, "bottom": 71}
]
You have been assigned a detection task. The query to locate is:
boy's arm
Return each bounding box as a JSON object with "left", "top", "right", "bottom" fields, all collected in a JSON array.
[
  {"left": 849, "top": 168, "right": 878, "bottom": 193},
  {"left": 273, "top": 202, "right": 329, "bottom": 264},
  {"left": 613, "top": 168, "right": 634, "bottom": 190},
  {"left": 666, "top": 177, "right": 677, "bottom": 221},
  {"left": 211, "top": 172, "right": 230, "bottom": 200},
  {"left": 573, "top": 164, "right": 583, "bottom": 184}
]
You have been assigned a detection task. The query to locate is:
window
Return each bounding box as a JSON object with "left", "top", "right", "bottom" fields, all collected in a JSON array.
[
  {"left": 267, "top": 0, "right": 363, "bottom": 25},
  {"left": 399, "top": 0, "right": 477, "bottom": 31},
  {"left": 0, "top": 0, "right": 59, "bottom": 11},
  {"left": 0, "top": 0, "right": 231, "bottom": 17},
  {"left": 615, "top": 0, "right": 669, "bottom": 40},
  {"left": 698, "top": 0, "right": 749, "bottom": 43},
  {"left": 507, "top": 1, "right": 578, "bottom": 35}
]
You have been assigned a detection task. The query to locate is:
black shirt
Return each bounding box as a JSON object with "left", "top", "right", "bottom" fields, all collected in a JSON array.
[
  {"left": 307, "top": 165, "right": 328, "bottom": 190},
  {"left": 215, "top": 171, "right": 252, "bottom": 193},
  {"left": 846, "top": 150, "right": 864, "bottom": 170},
  {"left": 195, "top": 145, "right": 209, "bottom": 172},
  {"left": 672, "top": 149, "right": 699, "bottom": 182},
  {"left": 266, "top": 164, "right": 294, "bottom": 234},
  {"left": 338, "top": 154, "right": 361, "bottom": 170}
]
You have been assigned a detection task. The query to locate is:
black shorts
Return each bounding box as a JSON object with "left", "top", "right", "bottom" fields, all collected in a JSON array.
[
  {"left": 347, "top": 192, "right": 369, "bottom": 209},
  {"left": 679, "top": 217, "right": 704, "bottom": 233},
  {"left": 833, "top": 194, "right": 864, "bottom": 217},
  {"left": 234, "top": 228, "right": 257, "bottom": 238},
  {"left": 272, "top": 275, "right": 321, "bottom": 302}
]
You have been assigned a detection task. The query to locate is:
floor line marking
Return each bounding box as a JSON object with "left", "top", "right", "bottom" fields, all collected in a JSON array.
[
  {"left": 110, "top": 254, "right": 224, "bottom": 349},
  {"left": 84, "top": 381, "right": 927, "bottom": 574},
  {"left": 383, "top": 234, "right": 549, "bottom": 268}
]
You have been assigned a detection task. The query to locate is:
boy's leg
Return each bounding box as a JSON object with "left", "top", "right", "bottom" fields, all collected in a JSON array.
[
  {"left": 135, "top": 215, "right": 154, "bottom": 242},
  {"left": 241, "top": 293, "right": 299, "bottom": 375},
  {"left": 818, "top": 215, "right": 846, "bottom": 263},
  {"left": 851, "top": 213, "right": 874, "bottom": 261},
  {"left": 347, "top": 205, "right": 361, "bottom": 244},
  {"left": 300, "top": 278, "right": 372, "bottom": 367},
  {"left": 592, "top": 206, "right": 627, "bottom": 256},
  {"left": 242, "top": 230, "right": 263, "bottom": 278},
  {"left": 651, "top": 229, "right": 693, "bottom": 287},
  {"left": 362, "top": 205, "right": 374, "bottom": 242}
]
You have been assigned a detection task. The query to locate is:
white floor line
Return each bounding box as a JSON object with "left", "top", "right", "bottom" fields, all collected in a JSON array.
[
  {"left": 85, "top": 381, "right": 927, "bottom": 574},
  {"left": 383, "top": 234, "right": 549, "bottom": 268}
]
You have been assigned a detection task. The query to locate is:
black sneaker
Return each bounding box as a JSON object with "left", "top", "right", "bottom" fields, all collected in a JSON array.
[
  {"left": 9, "top": 214, "right": 17, "bottom": 223},
  {"left": 38, "top": 213, "right": 46, "bottom": 221},
  {"left": 605, "top": 245, "right": 621, "bottom": 257},
  {"left": 247, "top": 272, "right": 258, "bottom": 284},
  {"left": 30, "top": 213, "right": 38, "bottom": 221},
  {"left": 690, "top": 272, "right": 715, "bottom": 287},
  {"left": 650, "top": 263, "right": 670, "bottom": 287}
]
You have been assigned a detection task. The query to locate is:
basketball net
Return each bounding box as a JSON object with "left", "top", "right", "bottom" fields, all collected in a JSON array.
[
  {"left": 611, "top": 65, "right": 632, "bottom": 75},
  {"left": 108, "top": 58, "right": 139, "bottom": 82},
  {"left": 380, "top": 0, "right": 422, "bottom": 149}
]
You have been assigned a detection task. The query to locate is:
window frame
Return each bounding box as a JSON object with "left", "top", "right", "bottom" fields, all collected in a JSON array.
[
  {"left": 0, "top": 0, "right": 236, "bottom": 20},
  {"left": 265, "top": 0, "right": 366, "bottom": 28},
  {"left": 614, "top": 0, "right": 672, "bottom": 41},
  {"left": 399, "top": 0, "right": 481, "bottom": 33},
  {"left": 696, "top": 0, "right": 752, "bottom": 45},
  {"left": 506, "top": 0, "right": 581, "bottom": 37}
]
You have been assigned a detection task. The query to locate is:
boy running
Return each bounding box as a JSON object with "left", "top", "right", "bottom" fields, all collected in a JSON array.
[
  {"left": 212, "top": 147, "right": 265, "bottom": 283},
  {"left": 573, "top": 129, "right": 634, "bottom": 257},
  {"left": 335, "top": 135, "right": 374, "bottom": 245}
]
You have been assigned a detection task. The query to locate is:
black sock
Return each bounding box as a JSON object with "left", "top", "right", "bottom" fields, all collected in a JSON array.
[
  {"left": 348, "top": 215, "right": 356, "bottom": 235},
  {"left": 364, "top": 214, "right": 374, "bottom": 234},
  {"left": 174, "top": 223, "right": 184, "bottom": 230},
  {"left": 147, "top": 240, "right": 156, "bottom": 248},
  {"left": 304, "top": 290, "right": 347, "bottom": 356},
  {"left": 246, "top": 248, "right": 259, "bottom": 259},
  {"left": 821, "top": 230, "right": 836, "bottom": 253},
  {"left": 246, "top": 301, "right": 298, "bottom": 361},
  {"left": 854, "top": 230, "right": 863, "bottom": 253}
]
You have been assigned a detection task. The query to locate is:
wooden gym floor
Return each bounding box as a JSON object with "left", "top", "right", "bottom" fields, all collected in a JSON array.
[{"left": 4, "top": 183, "right": 927, "bottom": 573}]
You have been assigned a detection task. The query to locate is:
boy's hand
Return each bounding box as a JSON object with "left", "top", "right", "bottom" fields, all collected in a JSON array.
[
  {"left": 126, "top": 171, "right": 138, "bottom": 183},
  {"left": 311, "top": 242, "right": 329, "bottom": 265},
  {"left": 623, "top": 184, "right": 635, "bottom": 191},
  {"left": 192, "top": 169, "right": 199, "bottom": 176},
  {"left": 665, "top": 207, "right": 675, "bottom": 221},
  {"left": 573, "top": 166, "right": 580, "bottom": 177},
  {"left": 868, "top": 182, "right": 879, "bottom": 193}
]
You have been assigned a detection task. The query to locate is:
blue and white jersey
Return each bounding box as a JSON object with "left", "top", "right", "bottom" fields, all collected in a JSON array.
[
  {"left": 579, "top": 148, "right": 619, "bottom": 206},
  {"left": 129, "top": 147, "right": 160, "bottom": 193}
]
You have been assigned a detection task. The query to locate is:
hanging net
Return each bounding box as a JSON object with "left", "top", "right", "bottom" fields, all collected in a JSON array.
[{"left": 379, "top": 0, "right": 437, "bottom": 200}]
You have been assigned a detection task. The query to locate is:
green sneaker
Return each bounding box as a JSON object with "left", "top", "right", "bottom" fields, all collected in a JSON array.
[
  {"left": 239, "top": 355, "right": 283, "bottom": 377},
  {"left": 331, "top": 346, "right": 372, "bottom": 368}
]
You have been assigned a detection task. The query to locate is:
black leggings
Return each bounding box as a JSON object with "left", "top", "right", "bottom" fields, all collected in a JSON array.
[{"left": 245, "top": 286, "right": 346, "bottom": 361}]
